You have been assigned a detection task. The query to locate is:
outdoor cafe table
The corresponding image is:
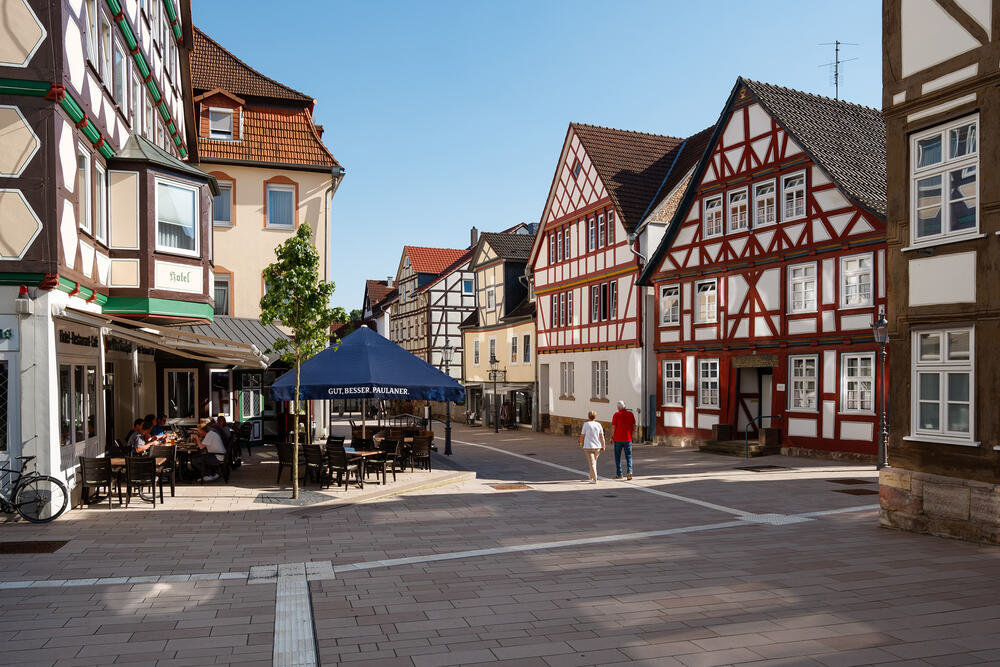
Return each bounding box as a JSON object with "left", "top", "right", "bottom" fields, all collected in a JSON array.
[{"left": 346, "top": 450, "right": 385, "bottom": 487}]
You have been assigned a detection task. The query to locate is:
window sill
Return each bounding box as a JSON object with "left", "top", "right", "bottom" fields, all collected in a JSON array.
[
  {"left": 264, "top": 225, "right": 296, "bottom": 231},
  {"left": 901, "top": 233, "right": 986, "bottom": 253},
  {"left": 155, "top": 247, "right": 200, "bottom": 260},
  {"left": 590, "top": 397, "right": 609, "bottom": 403},
  {"left": 903, "top": 435, "right": 980, "bottom": 447},
  {"left": 839, "top": 303, "right": 874, "bottom": 311},
  {"left": 559, "top": 396, "right": 575, "bottom": 401},
  {"left": 213, "top": 222, "right": 233, "bottom": 228},
  {"left": 838, "top": 411, "right": 876, "bottom": 417},
  {"left": 786, "top": 408, "right": 819, "bottom": 414}
]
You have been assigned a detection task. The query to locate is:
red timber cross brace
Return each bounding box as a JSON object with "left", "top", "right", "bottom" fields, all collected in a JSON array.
[{"left": 638, "top": 78, "right": 888, "bottom": 460}]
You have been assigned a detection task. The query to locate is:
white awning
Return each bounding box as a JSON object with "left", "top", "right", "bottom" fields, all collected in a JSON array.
[{"left": 58, "top": 307, "right": 267, "bottom": 368}]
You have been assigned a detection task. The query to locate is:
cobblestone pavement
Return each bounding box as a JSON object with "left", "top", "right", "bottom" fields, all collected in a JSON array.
[{"left": 2, "top": 420, "right": 1000, "bottom": 666}]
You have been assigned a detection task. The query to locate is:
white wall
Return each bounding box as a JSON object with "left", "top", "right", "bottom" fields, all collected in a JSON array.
[{"left": 544, "top": 347, "right": 643, "bottom": 424}]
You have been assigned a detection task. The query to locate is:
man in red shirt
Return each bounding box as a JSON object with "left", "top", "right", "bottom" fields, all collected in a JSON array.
[{"left": 611, "top": 401, "right": 636, "bottom": 480}]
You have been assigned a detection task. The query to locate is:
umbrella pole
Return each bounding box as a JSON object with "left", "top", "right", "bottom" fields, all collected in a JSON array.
[{"left": 362, "top": 397, "right": 367, "bottom": 439}]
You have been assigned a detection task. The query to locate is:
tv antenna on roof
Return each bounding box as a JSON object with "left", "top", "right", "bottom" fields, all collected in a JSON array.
[{"left": 818, "top": 40, "right": 858, "bottom": 100}]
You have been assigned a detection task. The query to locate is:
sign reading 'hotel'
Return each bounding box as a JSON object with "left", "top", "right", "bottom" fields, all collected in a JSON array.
[{"left": 154, "top": 260, "right": 203, "bottom": 294}]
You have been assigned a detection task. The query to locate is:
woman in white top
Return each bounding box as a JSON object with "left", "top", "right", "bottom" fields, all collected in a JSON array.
[{"left": 578, "top": 410, "right": 606, "bottom": 483}]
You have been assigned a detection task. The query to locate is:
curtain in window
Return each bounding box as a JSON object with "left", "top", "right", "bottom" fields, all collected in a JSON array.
[
  {"left": 267, "top": 187, "right": 294, "bottom": 226},
  {"left": 157, "top": 183, "right": 196, "bottom": 251},
  {"left": 213, "top": 186, "right": 231, "bottom": 223}
]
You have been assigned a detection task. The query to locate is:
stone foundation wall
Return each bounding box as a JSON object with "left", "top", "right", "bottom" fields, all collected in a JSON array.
[
  {"left": 653, "top": 434, "right": 699, "bottom": 448},
  {"left": 781, "top": 446, "right": 876, "bottom": 465},
  {"left": 545, "top": 415, "right": 608, "bottom": 439},
  {"left": 879, "top": 466, "right": 1000, "bottom": 544}
]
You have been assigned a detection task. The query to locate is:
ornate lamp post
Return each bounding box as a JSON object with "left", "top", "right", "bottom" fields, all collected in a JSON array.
[
  {"left": 442, "top": 343, "right": 454, "bottom": 456},
  {"left": 488, "top": 354, "right": 506, "bottom": 434},
  {"left": 872, "top": 306, "right": 889, "bottom": 470}
]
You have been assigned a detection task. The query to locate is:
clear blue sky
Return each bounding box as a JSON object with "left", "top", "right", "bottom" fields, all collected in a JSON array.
[{"left": 192, "top": 0, "right": 883, "bottom": 312}]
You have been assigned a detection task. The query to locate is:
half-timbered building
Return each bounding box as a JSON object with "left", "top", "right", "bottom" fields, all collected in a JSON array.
[
  {"left": 389, "top": 246, "right": 472, "bottom": 379},
  {"left": 638, "top": 79, "right": 887, "bottom": 459},
  {"left": 362, "top": 279, "right": 396, "bottom": 337},
  {"left": 461, "top": 232, "right": 536, "bottom": 429},
  {"left": 0, "top": 0, "right": 263, "bottom": 497},
  {"left": 528, "top": 123, "right": 709, "bottom": 434},
  {"left": 881, "top": 0, "right": 1000, "bottom": 543}
]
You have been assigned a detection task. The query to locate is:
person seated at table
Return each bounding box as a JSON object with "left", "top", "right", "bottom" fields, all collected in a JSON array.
[
  {"left": 124, "top": 418, "right": 143, "bottom": 443},
  {"left": 191, "top": 421, "right": 226, "bottom": 482},
  {"left": 128, "top": 420, "right": 154, "bottom": 455},
  {"left": 215, "top": 416, "right": 232, "bottom": 444},
  {"left": 151, "top": 414, "right": 168, "bottom": 437}
]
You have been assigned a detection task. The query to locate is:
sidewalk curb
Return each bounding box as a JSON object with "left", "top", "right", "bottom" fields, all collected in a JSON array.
[{"left": 290, "top": 469, "right": 476, "bottom": 517}]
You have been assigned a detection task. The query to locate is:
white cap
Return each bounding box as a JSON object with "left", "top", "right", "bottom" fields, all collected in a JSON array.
[{"left": 617, "top": 400, "right": 626, "bottom": 409}]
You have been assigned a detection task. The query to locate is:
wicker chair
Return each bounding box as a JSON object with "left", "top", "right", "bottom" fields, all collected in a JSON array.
[
  {"left": 326, "top": 449, "right": 362, "bottom": 490},
  {"left": 78, "top": 457, "right": 117, "bottom": 508},
  {"left": 124, "top": 457, "right": 159, "bottom": 507}
]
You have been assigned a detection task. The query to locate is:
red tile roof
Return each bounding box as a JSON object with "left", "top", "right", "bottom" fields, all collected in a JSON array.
[
  {"left": 365, "top": 279, "right": 394, "bottom": 307},
  {"left": 198, "top": 106, "right": 340, "bottom": 168},
  {"left": 192, "top": 28, "right": 313, "bottom": 103},
  {"left": 416, "top": 249, "right": 473, "bottom": 294},
  {"left": 404, "top": 246, "right": 469, "bottom": 275},
  {"left": 571, "top": 123, "right": 686, "bottom": 233}
]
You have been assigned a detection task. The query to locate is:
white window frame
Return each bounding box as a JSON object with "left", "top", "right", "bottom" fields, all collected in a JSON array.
[
  {"left": 556, "top": 230, "right": 563, "bottom": 261},
  {"left": 473, "top": 339, "right": 480, "bottom": 366},
  {"left": 662, "top": 360, "right": 682, "bottom": 407},
  {"left": 130, "top": 73, "right": 142, "bottom": 129},
  {"left": 911, "top": 327, "right": 975, "bottom": 444},
  {"left": 597, "top": 213, "right": 606, "bottom": 248},
  {"left": 486, "top": 287, "right": 495, "bottom": 310},
  {"left": 727, "top": 188, "right": 749, "bottom": 233},
  {"left": 208, "top": 108, "right": 234, "bottom": 140},
  {"left": 112, "top": 39, "right": 127, "bottom": 104},
  {"left": 660, "top": 284, "right": 680, "bottom": 325},
  {"left": 787, "top": 262, "right": 817, "bottom": 314},
  {"left": 560, "top": 361, "right": 575, "bottom": 398},
  {"left": 154, "top": 177, "right": 200, "bottom": 257},
  {"left": 265, "top": 183, "right": 295, "bottom": 228},
  {"left": 522, "top": 334, "right": 530, "bottom": 365},
  {"left": 587, "top": 218, "right": 595, "bottom": 251},
  {"left": 213, "top": 273, "right": 230, "bottom": 316},
  {"left": 212, "top": 180, "right": 233, "bottom": 227},
  {"left": 840, "top": 352, "right": 875, "bottom": 415},
  {"left": 782, "top": 171, "right": 806, "bottom": 221},
  {"left": 694, "top": 279, "right": 717, "bottom": 324},
  {"left": 840, "top": 252, "right": 874, "bottom": 309},
  {"left": 510, "top": 336, "right": 518, "bottom": 364},
  {"left": 85, "top": 0, "right": 98, "bottom": 62},
  {"left": 563, "top": 227, "right": 572, "bottom": 259},
  {"left": 77, "top": 145, "right": 92, "bottom": 234},
  {"left": 909, "top": 115, "right": 979, "bottom": 246},
  {"left": 754, "top": 179, "right": 776, "bottom": 227},
  {"left": 489, "top": 338, "right": 496, "bottom": 363},
  {"left": 788, "top": 354, "right": 818, "bottom": 412},
  {"left": 94, "top": 163, "right": 107, "bottom": 243},
  {"left": 591, "top": 360, "right": 609, "bottom": 400},
  {"left": 164, "top": 368, "right": 198, "bottom": 423},
  {"left": 703, "top": 195, "right": 723, "bottom": 237},
  {"left": 606, "top": 210, "right": 615, "bottom": 245},
  {"left": 697, "top": 359, "right": 720, "bottom": 409},
  {"left": 462, "top": 279, "right": 473, "bottom": 294},
  {"left": 548, "top": 232, "right": 555, "bottom": 264},
  {"left": 99, "top": 15, "right": 112, "bottom": 82}
]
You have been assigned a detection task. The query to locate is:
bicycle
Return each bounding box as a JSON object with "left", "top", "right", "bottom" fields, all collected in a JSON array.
[{"left": 0, "top": 456, "right": 69, "bottom": 523}]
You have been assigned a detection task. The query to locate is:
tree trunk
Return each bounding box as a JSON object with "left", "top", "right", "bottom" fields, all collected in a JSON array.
[{"left": 292, "top": 361, "right": 300, "bottom": 499}]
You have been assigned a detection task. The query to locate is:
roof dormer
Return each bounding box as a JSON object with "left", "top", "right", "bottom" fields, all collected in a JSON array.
[{"left": 194, "top": 88, "right": 245, "bottom": 141}]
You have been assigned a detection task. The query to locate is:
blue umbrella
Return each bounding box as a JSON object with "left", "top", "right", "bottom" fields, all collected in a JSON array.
[{"left": 270, "top": 326, "right": 465, "bottom": 403}]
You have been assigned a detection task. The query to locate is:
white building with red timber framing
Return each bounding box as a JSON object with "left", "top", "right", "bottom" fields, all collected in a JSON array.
[
  {"left": 528, "top": 123, "right": 710, "bottom": 434},
  {"left": 638, "top": 79, "right": 887, "bottom": 459}
]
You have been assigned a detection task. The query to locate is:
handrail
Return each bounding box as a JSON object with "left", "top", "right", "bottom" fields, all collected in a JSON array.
[{"left": 745, "top": 414, "right": 782, "bottom": 459}]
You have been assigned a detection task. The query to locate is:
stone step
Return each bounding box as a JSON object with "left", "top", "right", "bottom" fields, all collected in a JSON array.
[{"left": 698, "top": 439, "right": 779, "bottom": 457}]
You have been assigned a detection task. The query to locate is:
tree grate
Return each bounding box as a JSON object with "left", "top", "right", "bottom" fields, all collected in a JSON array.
[
  {"left": 0, "top": 541, "right": 68, "bottom": 554},
  {"left": 834, "top": 488, "right": 879, "bottom": 495}
]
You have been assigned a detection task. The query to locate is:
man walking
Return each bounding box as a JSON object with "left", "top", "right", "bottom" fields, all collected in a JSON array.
[{"left": 611, "top": 400, "right": 636, "bottom": 480}]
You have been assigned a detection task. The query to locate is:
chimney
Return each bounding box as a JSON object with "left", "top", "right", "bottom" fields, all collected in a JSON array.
[
  {"left": 386, "top": 275, "right": 394, "bottom": 287},
  {"left": 470, "top": 226, "right": 479, "bottom": 248}
]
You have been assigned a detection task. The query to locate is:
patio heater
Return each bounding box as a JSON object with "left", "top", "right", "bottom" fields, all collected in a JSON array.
[
  {"left": 442, "top": 343, "right": 454, "bottom": 456},
  {"left": 488, "top": 354, "right": 506, "bottom": 433},
  {"left": 871, "top": 306, "right": 889, "bottom": 470}
]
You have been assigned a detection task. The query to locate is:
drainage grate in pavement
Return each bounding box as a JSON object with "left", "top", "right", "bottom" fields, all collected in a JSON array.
[
  {"left": 488, "top": 483, "right": 531, "bottom": 491},
  {"left": 834, "top": 488, "right": 880, "bottom": 495},
  {"left": 828, "top": 479, "right": 875, "bottom": 485},
  {"left": 734, "top": 465, "right": 791, "bottom": 472},
  {"left": 525, "top": 453, "right": 537, "bottom": 456},
  {"left": 603, "top": 494, "right": 617, "bottom": 498},
  {"left": 0, "top": 541, "right": 68, "bottom": 554}
]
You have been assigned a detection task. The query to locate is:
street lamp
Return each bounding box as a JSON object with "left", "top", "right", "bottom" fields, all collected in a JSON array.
[
  {"left": 872, "top": 306, "right": 889, "bottom": 471},
  {"left": 442, "top": 343, "right": 454, "bottom": 456},
  {"left": 488, "top": 354, "right": 506, "bottom": 434}
]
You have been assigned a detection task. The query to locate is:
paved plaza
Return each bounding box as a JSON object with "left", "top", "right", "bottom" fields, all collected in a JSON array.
[{"left": 2, "top": 422, "right": 1000, "bottom": 666}]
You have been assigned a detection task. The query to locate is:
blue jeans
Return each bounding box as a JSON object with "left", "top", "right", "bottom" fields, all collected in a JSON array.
[{"left": 614, "top": 441, "right": 632, "bottom": 476}]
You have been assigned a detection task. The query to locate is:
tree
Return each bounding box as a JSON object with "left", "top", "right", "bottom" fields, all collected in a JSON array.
[
  {"left": 260, "top": 223, "right": 336, "bottom": 499},
  {"left": 349, "top": 308, "right": 363, "bottom": 321}
]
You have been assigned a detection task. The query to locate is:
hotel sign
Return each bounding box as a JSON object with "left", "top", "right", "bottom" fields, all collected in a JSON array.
[{"left": 154, "top": 260, "right": 203, "bottom": 294}]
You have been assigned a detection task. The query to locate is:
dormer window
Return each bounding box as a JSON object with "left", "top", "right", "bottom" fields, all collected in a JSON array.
[{"left": 209, "top": 108, "right": 234, "bottom": 139}]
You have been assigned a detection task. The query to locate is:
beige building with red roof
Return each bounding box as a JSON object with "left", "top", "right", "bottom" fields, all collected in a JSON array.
[
  {"left": 389, "top": 245, "right": 475, "bottom": 379},
  {"left": 190, "top": 27, "right": 344, "bottom": 320}
]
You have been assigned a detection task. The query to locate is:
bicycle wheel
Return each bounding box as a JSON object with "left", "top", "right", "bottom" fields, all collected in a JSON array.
[{"left": 14, "top": 476, "right": 69, "bottom": 523}]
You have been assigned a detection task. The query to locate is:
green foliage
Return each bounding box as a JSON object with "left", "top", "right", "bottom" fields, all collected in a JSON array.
[
  {"left": 331, "top": 306, "right": 349, "bottom": 324},
  {"left": 260, "top": 223, "right": 337, "bottom": 369},
  {"left": 349, "top": 308, "right": 363, "bottom": 321}
]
